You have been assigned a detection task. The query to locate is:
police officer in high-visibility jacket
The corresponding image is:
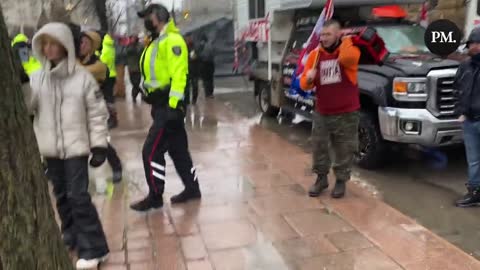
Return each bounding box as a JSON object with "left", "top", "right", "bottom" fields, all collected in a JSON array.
[
  {"left": 130, "top": 3, "right": 201, "bottom": 212},
  {"left": 11, "top": 33, "right": 42, "bottom": 77}
]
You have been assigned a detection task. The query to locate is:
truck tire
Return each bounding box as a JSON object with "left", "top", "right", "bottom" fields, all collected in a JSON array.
[
  {"left": 355, "top": 111, "right": 387, "bottom": 170},
  {"left": 256, "top": 80, "right": 279, "bottom": 117}
]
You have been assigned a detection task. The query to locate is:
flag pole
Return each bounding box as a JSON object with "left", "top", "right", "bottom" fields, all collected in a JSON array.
[
  {"left": 171, "top": 1, "right": 176, "bottom": 24},
  {"left": 312, "top": 45, "right": 321, "bottom": 70}
]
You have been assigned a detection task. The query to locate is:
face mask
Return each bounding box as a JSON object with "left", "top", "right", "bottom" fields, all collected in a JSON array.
[
  {"left": 144, "top": 19, "right": 156, "bottom": 33},
  {"left": 472, "top": 53, "right": 480, "bottom": 62}
]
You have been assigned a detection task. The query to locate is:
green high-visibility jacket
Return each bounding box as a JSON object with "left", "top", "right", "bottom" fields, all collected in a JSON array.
[
  {"left": 140, "top": 19, "right": 188, "bottom": 109},
  {"left": 100, "top": 34, "right": 117, "bottom": 78},
  {"left": 11, "top": 33, "right": 42, "bottom": 76}
]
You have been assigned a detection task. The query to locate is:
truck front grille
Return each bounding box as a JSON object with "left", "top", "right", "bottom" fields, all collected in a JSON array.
[{"left": 436, "top": 77, "right": 458, "bottom": 119}]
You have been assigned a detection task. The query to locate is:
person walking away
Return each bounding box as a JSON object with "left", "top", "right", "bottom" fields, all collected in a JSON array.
[
  {"left": 100, "top": 34, "right": 119, "bottom": 128},
  {"left": 300, "top": 20, "right": 361, "bottom": 199},
  {"left": 126, "top": 35, "right": 144, "bottom": 103},
  {"left": 185, "top": 34, "right": 200, "bottom": 105},
  {"left": 130, "top": 3, "right": 201, "bottom": 212},
  {"left": 26, "top": 22, "right": 110, "bottom": 269},
  {"left": 197, "top": 34, "right": 215, "bottom": 98},
  {"left": 79, "top": 30, "right": 124, "bottom": 183},
  {"left": 454, "top": 27, "right": 480, "bottom": 207}
]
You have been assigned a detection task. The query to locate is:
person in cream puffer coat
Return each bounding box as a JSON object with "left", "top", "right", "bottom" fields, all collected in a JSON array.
[
  {"left": 27, "top": 22, "right": 110, "bottom": 269},
  {"left": 27, "top": 26, "right": 108, "bottom": 159}
]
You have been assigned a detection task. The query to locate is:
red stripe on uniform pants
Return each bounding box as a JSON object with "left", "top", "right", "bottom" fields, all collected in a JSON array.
[{"left": 148, "top": 128, "right": 165, "bottom": 194}]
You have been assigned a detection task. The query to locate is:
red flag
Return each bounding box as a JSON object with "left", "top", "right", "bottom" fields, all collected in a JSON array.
[{"left": 419, "top": 2, "right": 428, "bottom": 28}]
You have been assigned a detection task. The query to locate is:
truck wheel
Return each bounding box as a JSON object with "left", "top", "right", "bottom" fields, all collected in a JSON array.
[
  {"left": 355, "top": 111, "right": 387, "bottom": 170},
  {"left": 257, "top": 81, "right": 279, "bottom": 117}
]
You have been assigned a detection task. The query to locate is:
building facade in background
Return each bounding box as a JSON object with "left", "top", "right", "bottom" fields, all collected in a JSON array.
[{"left": 179, "top": 0, "right": 236, "bottom": 76}]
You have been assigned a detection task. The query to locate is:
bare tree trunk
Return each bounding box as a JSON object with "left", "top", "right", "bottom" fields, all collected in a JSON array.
[
  {"left": 49, "top": 0, "right": 71, "bottom": 23},
  {"left": 94, "top": 0, "right": 109, "bottom": 31},
  {"left": 0, "top": 7, "right": 74, "bottom": 270}
]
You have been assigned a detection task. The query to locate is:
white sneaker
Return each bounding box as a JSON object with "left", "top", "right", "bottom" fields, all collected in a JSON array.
[{"left": 76, "top": 254, "right": 108, "bottom": 269}]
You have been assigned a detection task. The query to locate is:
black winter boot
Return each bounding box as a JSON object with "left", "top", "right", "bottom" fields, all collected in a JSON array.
[
  {"left": 171, "top": 186, "right": 201, "bottom": 204},
  {"left": 130, "top": 195, "right": 163, "bottom": 212},
  {"left": 455, "top": 186, "right": 480, "bottom": 208},
  {"left": 331, "top": 180, "right": 347, "bottom": 199},
  {"left": 309, "top": 175, "right": 329, "bottom": 197}
]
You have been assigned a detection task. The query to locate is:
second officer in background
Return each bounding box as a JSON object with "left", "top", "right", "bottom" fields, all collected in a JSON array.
[{"left": 130, "top": 3, "right": 201, "bottom": 212}]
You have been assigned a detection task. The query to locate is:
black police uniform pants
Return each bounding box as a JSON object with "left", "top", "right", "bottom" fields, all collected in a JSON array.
[
  {"left": 102, "top": 77, "right": 116, "bottom": 105},
  {"left": 102, "top": 78, "right": 122, "bottom": 170},
  {"left": 46, "top": 157, "right": 109, "bottom": 260},
  {"left": 142, "top": 106, "right": 198, "bottom": 196},
  {"left": 129, "top": 71, "right": 142, "bottom": 101}
]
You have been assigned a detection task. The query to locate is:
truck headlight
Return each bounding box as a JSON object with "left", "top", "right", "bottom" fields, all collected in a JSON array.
[{"left": 393, "top": 77, "right": 428, "bottom": 102}]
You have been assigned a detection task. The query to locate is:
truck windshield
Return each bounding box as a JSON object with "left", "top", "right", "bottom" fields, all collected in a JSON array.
[
  {"left": 375, "top": 25, "right": 430, "bottom": 54},
  {"left": 290, "top": 25, "right": 429, "bottom": 55}
]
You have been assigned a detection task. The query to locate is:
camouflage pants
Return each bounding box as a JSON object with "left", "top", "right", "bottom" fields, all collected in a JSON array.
[{"left": 312, "top": 111, "right": 359, "bottom": 181}]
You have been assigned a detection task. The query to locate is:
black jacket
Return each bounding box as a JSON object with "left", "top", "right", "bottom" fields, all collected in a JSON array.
[
  {"left": 454, "top": 58, "right": 480, "bottom": 120},
  {"left": 196, "top": 41, "right": 215, "bottom": 63}
]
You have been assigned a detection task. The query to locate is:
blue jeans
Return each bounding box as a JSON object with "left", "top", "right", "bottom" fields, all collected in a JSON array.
[{"left": 463, "top": 120, "right": 480, "bottom": 188}]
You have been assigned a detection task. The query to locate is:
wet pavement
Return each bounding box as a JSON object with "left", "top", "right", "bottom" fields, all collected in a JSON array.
[
  {"left": 215, "top": 81, "right": 480, "bottom": 260},
  {"left": 81, "top": 78, "right": 480, "bottom": 269}
]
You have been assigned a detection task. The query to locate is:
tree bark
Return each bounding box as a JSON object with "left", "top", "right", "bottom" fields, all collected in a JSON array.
[
  {"left": 94, "top": 0, "right": 109, "bottom": 32},
  {"left": 0, "top": 7, "right": 74, "bottom": 270}
]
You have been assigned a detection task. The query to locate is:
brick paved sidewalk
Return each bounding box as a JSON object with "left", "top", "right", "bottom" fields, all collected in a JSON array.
[{"left": 89, "top": 100, "right": 480, "bottom": 270}]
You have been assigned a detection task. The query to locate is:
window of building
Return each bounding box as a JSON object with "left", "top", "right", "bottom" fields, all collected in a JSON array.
[
  {"left": 249, "top": 0, "right": 266, "bottom": 19},
  {"left": 257, "top": 0, "right": 265, "bottom": 17}
]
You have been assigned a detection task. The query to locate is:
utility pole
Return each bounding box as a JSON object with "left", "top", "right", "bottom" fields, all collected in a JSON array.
[
  {"left": 171, "top": 0, "right": 176, "bottom": 24},
  {"left": 125, "top": 0, "right": 131, "bottom": 35}
]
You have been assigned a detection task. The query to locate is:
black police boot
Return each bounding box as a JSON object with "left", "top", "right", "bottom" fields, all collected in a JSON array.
[
  {"left": 455, "top": 186, "right": 480, "bottom": 208},
  {"left": 130, "top": 195, "right": 163, "bottom": 212},
  {"left": 331, "top": 180, "right": 347, "bottom": 199},
  {"left": 309, "top": 175, "right": 329, "bottom": 197},
  {"left": 171, "top": 186, "right": 202, "bottom": 204}
]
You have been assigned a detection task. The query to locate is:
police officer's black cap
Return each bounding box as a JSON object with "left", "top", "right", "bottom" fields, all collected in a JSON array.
[{"left": 137, "top": 4, "right": 169, "bottom": 21}]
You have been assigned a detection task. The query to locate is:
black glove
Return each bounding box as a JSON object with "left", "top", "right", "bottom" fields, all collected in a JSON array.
[
  {"left": 167, "top": 107, "right": 184, "bottom": 124},
  {"left": 89, "top": 147, "right": 107, "bottom": 168},
  {"left": 141, "top": 92, "right": 153, "bottom": 104}
]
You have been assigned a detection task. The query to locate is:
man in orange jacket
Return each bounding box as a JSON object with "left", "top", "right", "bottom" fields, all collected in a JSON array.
[{"left": 300, "top": 20, "right": 361, "bottom": 199}]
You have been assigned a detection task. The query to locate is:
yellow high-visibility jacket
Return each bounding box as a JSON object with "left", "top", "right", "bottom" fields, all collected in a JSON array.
[{"left": 140, "top": 19, "right": 188, "bottom": 109}]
